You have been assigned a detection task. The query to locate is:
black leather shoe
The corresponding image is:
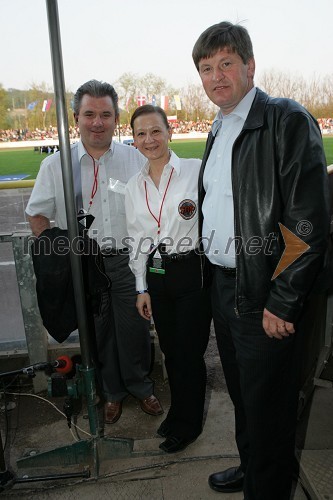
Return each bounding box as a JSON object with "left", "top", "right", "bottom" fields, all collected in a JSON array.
[
  {"left": 159, "top": 435, "right": 197, "bottom": 453},
  {"left": 157, "top": 419, "right": 172, "bottom": 438},
  {"left": 208, "top": 466, "right": 244, "bottom": 493}
]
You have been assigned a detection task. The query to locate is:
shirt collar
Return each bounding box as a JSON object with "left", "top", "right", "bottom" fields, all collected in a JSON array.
[
  {"left": 212, "top": 87, "right": 257, "bottom": 133},
  {"left": 78, "top": 139, "right": 114, "bottom": 162},
  {"left": 141, "top": 149, "right": 181, "bottom": 178}
]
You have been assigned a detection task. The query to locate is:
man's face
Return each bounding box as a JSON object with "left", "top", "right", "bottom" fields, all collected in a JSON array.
[
  {"left": 74, "top": 94, "right": 118, "bottom": 156},
  {"left": 198, "top": 47, "right": 255, "bottom": 115}
]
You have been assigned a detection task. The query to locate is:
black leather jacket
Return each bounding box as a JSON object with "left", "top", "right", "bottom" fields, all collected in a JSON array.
[
  {"left": 31, "top": 227, "right": 111, "bottom": 342},
  {"left": 199, "top": 88, "right": 330, "bottom": 322}
]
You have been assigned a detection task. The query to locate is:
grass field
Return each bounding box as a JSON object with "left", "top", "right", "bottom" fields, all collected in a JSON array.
[{"left": 0, "top": 137, "right": 332, "bottom": 180}]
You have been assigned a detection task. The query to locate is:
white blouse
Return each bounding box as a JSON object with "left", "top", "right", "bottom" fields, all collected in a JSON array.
[{"left": 125, "top": 151, "right": 201, "bottom": 290}]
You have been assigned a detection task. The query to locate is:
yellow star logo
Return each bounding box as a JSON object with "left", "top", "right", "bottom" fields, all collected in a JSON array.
[{"left": 272, "top": 223, "right": 310, "bottom": 280}]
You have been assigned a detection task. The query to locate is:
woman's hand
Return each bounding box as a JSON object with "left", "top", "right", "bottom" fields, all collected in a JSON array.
[{"left": 136, "top": 292, "right": 152, "bottom": 320}]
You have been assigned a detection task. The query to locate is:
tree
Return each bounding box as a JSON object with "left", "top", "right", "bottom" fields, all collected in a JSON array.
[
  {"left": 139, "top": 73, "right": 166, "bottom": 102},
  {"left": 0, "top": 84, "right": 10, "bottom": 129},
  {"left": 257, "top": 70, "right": 333, "bottom": 118},
  {"left": 258, "top": 70, "right": 305, "bottom": 101},
  {"left": 1, "top": 71, "right": 333, "bottom": 133},
  {"left": 181, "top": 84, "right": 216, "bottom": 121},
  {"left": 115, "top": 72, "right": 170, "bottom": 124},
  {"left": 321, "top": 75, "right": 333, "bottom": 118}
]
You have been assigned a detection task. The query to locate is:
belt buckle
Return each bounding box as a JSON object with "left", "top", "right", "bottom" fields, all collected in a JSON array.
[{"left": 221, "top": 265, "right": 236, "bottom": 275}]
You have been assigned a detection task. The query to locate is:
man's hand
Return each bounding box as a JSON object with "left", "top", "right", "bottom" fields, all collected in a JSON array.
[
  {"left": 262, "top": 308, "right": 295, "bottom": 339},
  {"left": 136, "top": 292, "right": 152, "bottom": 320},
  {"left": 28, "top": 215, "right": 51, "bottom": 237}
]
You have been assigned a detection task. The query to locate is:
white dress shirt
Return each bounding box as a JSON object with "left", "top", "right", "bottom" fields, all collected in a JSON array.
[
  {"left": 125, "top": 151, "right": 201, "bottom": 290},
  {"left": 202, "top": 87, "right": 257, "bottom": 267},
  {"left": 26, "top": 140, "right": 146, "bottom": 250}
]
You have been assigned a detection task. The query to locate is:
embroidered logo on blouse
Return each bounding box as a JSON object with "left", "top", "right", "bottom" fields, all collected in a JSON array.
[{"left": 178, "top": 199, "right": 197, "bottom": 220}]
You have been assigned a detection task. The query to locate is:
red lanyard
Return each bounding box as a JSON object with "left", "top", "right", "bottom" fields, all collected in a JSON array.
[
  {"left": 87, "top": 154, "right": 99, "bottom": 213},
  {"left": 144, "top": 167, "right": 174, "bottom": 240}
]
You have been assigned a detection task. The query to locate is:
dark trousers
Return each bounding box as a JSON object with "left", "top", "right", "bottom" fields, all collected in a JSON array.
[
  {"left": 147, "top": 253, "right": 211, "bottom": 438},
  {"left": 94, "top": 254, "right": 153, "bottom": 402},
  {"left": 212, "top": 267, "right": 301, "bottom": 500}
]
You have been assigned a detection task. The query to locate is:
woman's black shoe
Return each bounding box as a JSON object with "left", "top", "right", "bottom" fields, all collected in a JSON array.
[{"left": 159, "top": 435, "right": 197, "bottom": 453}]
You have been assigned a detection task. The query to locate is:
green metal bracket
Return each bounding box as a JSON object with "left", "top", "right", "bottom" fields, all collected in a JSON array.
[{"left": 16, "top": 436, "right": 135, "bottom": 476}]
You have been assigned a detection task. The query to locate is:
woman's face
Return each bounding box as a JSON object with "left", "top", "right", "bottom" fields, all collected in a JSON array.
[{"left": 132, "top": 113, "right": 171, "bottom": 162}]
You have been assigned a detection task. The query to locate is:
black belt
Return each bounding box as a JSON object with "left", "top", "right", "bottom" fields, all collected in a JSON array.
[
  {"left": 102, "top": 248, "right": 129, "bottom": 257},
  {"left": 162, "top": 249, "right": 197, "bottom": 263},
  {"left": 216, "top": 265, "right": 236, "bottom": 276}
]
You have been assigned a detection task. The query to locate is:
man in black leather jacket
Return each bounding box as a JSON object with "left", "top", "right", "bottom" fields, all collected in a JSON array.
[{"left": 193, "top": 21, "right": 330, "bottom": 500}]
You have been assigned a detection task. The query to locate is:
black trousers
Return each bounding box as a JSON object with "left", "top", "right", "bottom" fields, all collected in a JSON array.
[
  {"left": 212, "top": 266, "right": 301, "bottom": 500},
  {"left": 147, "top": 253, "right": 212, "bottom": 438}
]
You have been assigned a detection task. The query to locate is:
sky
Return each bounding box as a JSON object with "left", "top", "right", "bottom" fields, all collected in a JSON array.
[{"left": 1, "top": 0, "right": 332, "bottom": 94}]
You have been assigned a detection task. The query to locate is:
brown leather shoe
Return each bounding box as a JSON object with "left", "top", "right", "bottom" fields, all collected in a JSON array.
[
  {"left": 104, "top": 401, "right": 122, "bottom": 424},
  {"left": 140, "top": 395, "right": 164, "bottom": 416}
]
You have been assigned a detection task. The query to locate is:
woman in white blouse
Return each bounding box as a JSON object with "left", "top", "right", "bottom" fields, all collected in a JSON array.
[{"left": 125, "top": 105, "right": 211, "bottom": 453}]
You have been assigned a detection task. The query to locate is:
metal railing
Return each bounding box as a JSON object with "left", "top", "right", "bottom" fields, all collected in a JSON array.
[{"left": 0, "top": 232, "right": 48, "bottom": 392}]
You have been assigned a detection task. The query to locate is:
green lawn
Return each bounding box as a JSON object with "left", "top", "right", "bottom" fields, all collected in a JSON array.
[
  {"left": 0, "top": 148, "right": 45, "bottom": 179},
  {"left": 323, "top": 136, "right": 333, "bottom": 165},
  {"left": 170, "top": 138, "right": 206, "bottom": 159},
  {"left": 0, "top": 136, "right": 332, "bottom": 180}
]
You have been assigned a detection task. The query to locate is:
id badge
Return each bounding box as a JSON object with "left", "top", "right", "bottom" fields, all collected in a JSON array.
[
  {"left": 149, "top": 257, "right": 165, "bottom": 274},
  {"left": 148, "top": 252, "right": 166, "bottom": 275}
]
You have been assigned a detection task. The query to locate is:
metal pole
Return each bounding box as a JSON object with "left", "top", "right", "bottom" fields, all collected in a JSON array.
[{"left": 45, "top": 0, "right": 98, "bottom": 435}]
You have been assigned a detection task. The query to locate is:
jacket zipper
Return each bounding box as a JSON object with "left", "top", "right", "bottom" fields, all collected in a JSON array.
[{"left": 231, "top": 132, "right": 244, "bottom": 319}]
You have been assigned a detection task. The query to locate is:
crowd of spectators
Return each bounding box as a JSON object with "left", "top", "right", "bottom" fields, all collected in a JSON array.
[
  {"left": 171, "top": 119, "right": 212, "bottom": 133},
  {"left": 114, "top": 120, "right": 213, "bottom": 136},
  {"left": 318, "top": 118, "right": 333, "bottom": 134},
  {"left": 1, "top": 118, "right": 333, "bottom": 142},
  {"left": 0, "top": 125, "right": 80, "bottom": 142}
]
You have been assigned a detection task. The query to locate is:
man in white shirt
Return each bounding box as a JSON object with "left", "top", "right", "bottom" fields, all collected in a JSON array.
[{"left": 26, "top": 80, "right": 163, "bottom": 424}]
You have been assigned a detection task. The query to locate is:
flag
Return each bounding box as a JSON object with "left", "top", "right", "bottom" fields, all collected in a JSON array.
[
  {"left": 174, "top": 95, "right": 182, "bottom": 111},
  {"left": 27, "top": 101, "right": 38, "bottom": 110},
  {"left": 160, "top": 95, "right": 169, "bottom": 110},
  {"left": 151, "top": 95, "right": 156, "bottom": 106},
  {"left": 126, "top": 96, "right": 132, "bottom": 112},
  {"left": 42, "top": 99, "right": 52, "bottom": 112},
  {"left": 137, "top": 96, "right": 146, "bottom": 106}
]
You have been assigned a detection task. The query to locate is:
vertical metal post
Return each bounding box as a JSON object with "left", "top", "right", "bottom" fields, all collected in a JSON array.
[{"left": 45, "top": 0, "right": 98, "bottom": 436}]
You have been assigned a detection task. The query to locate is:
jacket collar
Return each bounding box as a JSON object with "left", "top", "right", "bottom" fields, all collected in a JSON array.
[
  {"left": 212, "top": 86, "right": 257, "bottom": 133},
  {"left": 242, "top": 88, "right": 269, "bottom": 130}
]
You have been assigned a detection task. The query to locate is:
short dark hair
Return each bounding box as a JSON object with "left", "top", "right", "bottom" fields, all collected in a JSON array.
[
  {"left": 192, "top": 21, "right": 254, "bottom": 70},
  {"left": 73, "top": 79, "right": 119, "bottom": 117},
  {"left": 130, "top": 105, "right": 170, "bottom": 133}
]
